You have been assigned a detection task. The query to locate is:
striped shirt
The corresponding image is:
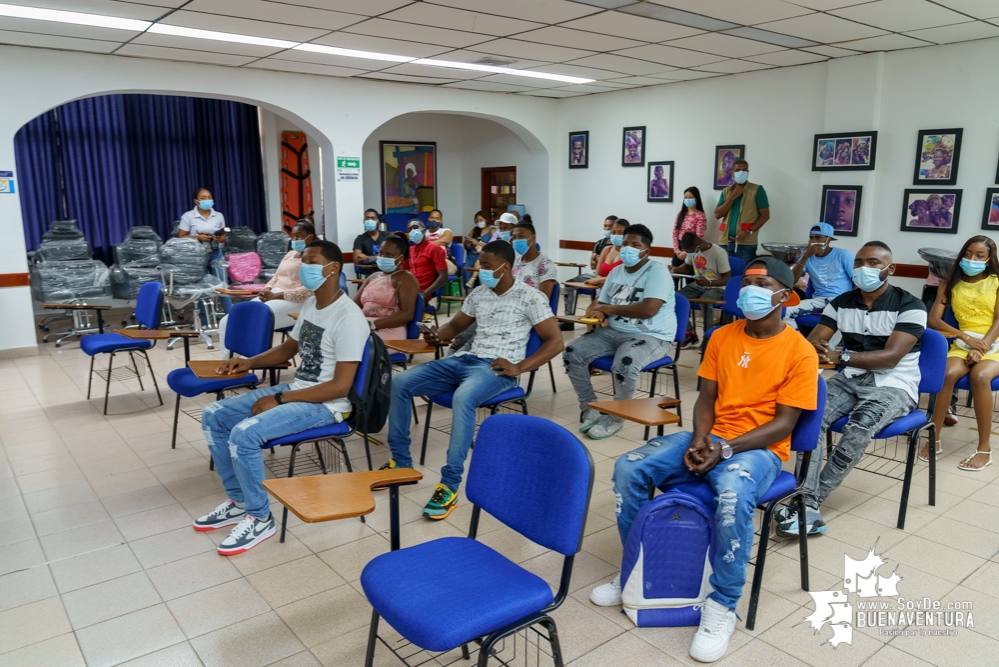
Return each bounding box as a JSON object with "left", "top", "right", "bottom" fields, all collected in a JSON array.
[
  {"left": 818, "top": 285, "right": 926, "bottom": 401},
  {"left": 459, "top": 281, "right": 553, "bottom": 363}
]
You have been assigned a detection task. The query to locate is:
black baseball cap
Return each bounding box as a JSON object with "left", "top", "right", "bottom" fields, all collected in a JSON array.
[{"left": 745, "top": 257, "right": 801, "bottom": 306}]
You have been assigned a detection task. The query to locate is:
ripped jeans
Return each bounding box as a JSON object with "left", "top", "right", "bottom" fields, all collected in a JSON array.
[
  {"left": 202, "top": 384, "right": 341, "bottom": 519},
  {"left": 801, "top": 372, "right": 914, "bottom": 511},
  {"left": 613, "top": 431, "right": 782, "bottom": 610}
]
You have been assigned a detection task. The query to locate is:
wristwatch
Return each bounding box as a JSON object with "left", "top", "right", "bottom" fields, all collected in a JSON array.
[
  {"left": 369, "top": 321, "right": 377, "bottom": 331},
  {"left": 718, "top": 440, "right": 733, "bottom": 460},
  {"left": 274, "top": 392, "right": 284, "bottom": 405},
  {"left": 838, "top": 349, "right": 852, "bottom": 368}
]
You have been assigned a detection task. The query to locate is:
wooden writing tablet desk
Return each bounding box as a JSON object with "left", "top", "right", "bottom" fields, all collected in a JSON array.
[
  {"left": 114, "top": 328, "right": 202, "bottom": 362},
  {"left": 41, "top": 302, "right": 111, "bottom": 333},
  {"left": 588, "top": 397, "right": 682, "bottom": 437}
]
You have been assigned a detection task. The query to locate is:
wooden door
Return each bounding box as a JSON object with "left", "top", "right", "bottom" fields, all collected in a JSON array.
[{"left": 481, "top": 166, "right": 517, "bottom": 223}]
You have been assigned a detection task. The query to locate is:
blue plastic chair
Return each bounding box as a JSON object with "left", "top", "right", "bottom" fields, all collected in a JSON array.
[
  {"left": 685, "top": 254, "right": 744, "bottom": 329},
  {"left": 545, "top": 283, "right": 561, "bottom": 393},
  {"left": 82, "top": 281, "right": 164, "bottom": 414},
  {"left": 793, "top": 279, "right": 823, "bottom": 330},
  {"left": 589, "top": 294, "right": 690, "bottom": 434},
  {"left": 940, "top": 307, "right": 999, "bottom": 410},
  {"left": 361, "top": 414, "right": 594, "bottom": 667},
  {"left": 719, "top": 276, "right": 744, "bottom": 323},
  {"left": 825, "top": 328, "right": 947, "bottom": 530},
  {"left": 665, "top": 375, "right": 827, "bottom": 631},
  {"left": 390, "top": 294, "right": 426, "bottom": 425},
  {"left": 165, "top": 301, "right": 274, "bottom": 449},
  {"left": 419, "top": 330, "right": 545, "bottom": 466},
  {"left": 263, "top": 336, "right": 375, "bottom": 541}
]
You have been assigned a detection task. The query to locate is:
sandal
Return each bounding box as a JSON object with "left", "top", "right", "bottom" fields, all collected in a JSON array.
[
  {"left": 958, "top": 451, "right": 993, "bottom": 472},
  {"left": 917, "top": 441, "right": 943, "bottom": 463}
]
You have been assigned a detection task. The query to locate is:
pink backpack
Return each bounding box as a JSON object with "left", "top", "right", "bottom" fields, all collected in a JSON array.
[{"left": 227, "top": 252, "right": 262, "bottom": 284}]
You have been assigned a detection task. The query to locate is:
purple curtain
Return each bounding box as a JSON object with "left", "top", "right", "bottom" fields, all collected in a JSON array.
[{"left": 15, "top": 94, "right": 267, "bottom": 264}]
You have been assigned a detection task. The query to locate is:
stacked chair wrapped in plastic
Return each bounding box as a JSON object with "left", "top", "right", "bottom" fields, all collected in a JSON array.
[
  {"left": 110, "top": 227, "right": 164, "bottom": 300},
  {"left": 158, "top": 238, "right": 226, "bottom": 342},
  {"left": 225, "top": 227, "right": 258, "bottom": 254},
  {"left": 256, "top": 231, "right": 290, "bottom": 283},
  {"left": 224, "top": 227, "right": 262, "bottom": 286}
]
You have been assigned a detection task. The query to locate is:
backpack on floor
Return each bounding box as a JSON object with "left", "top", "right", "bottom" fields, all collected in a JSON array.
[
  {"left": 348, "top": 333, "right": 393, "bottom": 434},
  {"left": 621, "top": 490, "right": 716, "bottom": 627}
]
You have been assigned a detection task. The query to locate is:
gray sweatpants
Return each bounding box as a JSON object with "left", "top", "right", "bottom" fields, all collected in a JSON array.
[
  {"left": 563, "top": 328, "right": 671, "bottom": 416},
  {"left": 801, "top": 372, "right": 915, "bottom": 510}
]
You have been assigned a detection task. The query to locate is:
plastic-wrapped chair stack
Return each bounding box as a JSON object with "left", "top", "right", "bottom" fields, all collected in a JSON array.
[
  {"left": 116, "top": 227, "right": 162, "bottom": 264},
  {"left": 158, "top": 238, "right": 222, "bottom": 305},
  {"left": 30, "top": 220, "right": 109, "bottom": 301},
  {"left": 111, "top": 227, "right": 165, "bottom": 299},
  {"left": 225, "top": 227, "right": 258, "bottom": 254},
  {"left": 256, "top": 231, "right": 289, "bottom": 283}
]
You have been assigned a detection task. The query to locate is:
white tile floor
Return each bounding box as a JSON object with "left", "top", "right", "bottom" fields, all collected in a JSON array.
[{"left": 1, "top": 311, "right": 998, "bottom": 666}]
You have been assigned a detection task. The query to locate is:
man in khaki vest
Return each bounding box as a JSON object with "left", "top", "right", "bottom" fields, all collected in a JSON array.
[{"left": 713, "top": 159, "right": 770, "bottom": 266}]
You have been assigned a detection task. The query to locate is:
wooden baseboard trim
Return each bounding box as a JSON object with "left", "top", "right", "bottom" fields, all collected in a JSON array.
[{"left": 0, "top": 273, "right": 30, "bottom": 288}]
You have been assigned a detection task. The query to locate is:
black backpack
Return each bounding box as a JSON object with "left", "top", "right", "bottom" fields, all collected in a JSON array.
[{"left": 347, "top": 333, "right": 393, "bottom": 435}]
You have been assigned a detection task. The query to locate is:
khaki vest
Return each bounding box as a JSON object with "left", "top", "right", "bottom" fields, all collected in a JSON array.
[{"left": 719, "top": 181, "right": 762, "bottom": 246}]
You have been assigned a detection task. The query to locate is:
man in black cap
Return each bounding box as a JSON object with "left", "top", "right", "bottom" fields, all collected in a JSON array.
[{"left": 590, "top": 257, "right": 818, "bottom": 663}]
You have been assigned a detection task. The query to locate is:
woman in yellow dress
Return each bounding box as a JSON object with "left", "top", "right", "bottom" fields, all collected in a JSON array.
[{"left": 924, "top": 235, "right": 999, "bottom": 470}]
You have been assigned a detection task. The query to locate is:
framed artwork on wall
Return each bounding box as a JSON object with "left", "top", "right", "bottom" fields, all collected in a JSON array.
[
  {"left": 380, "top": 141, "right": 437, "bottom": 215},
  {"left": 622, "top": 126, "right": 645, "bottom": 167},
  {"left": 714, "top": 144, "right": 744, "bottom": 189},
  {"left": 820, "top": 185, "right": 862, "bottom": 237},
  {"left": 568, "top": 131, "right": 588, "bottom": 169},
  {"left": 811, "top": 131, "right": 877, "bottom": 171},
  {"left": 982, "top": 188, "right": 999, "bottom": 231},
  {"left": 913, "top": 128, "right": 962, "bottom": 186},
  {"left": 647, "top": 161, "right": 674, "bottom": 202},
  {"left": 900, "top": 189, "right": 961, "bottom": 234}
]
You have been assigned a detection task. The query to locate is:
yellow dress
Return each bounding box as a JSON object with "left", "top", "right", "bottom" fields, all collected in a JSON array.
[{"left": 948, "top": 274, "right": 999, "bottom": 362}]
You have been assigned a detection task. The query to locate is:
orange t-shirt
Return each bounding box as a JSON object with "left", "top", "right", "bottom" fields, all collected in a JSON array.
[{"left": 697, "top": 321, "right": 818, "bottom": 461}]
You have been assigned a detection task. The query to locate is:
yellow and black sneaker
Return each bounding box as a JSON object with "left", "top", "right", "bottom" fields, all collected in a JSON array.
[
  {"left": 422, "top": 484, "right": 458, "bottom": 520},
  {"left": 379, "top": 459, "right": 400, "bottom": 470}
]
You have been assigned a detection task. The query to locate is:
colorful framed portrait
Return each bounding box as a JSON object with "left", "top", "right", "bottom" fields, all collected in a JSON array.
[
  {"left": 900, "top": 189, "right": 961, "bottom": 234},
  {"left": 380, "top": 141, "right": 436, "bottom": 215},
  {"left": 811, "top": 131, "right": 877, "bottom": 171},
  {"left": 982, "top": 188, "right": 999, "bottom": 231},
  {"left": 714, "top": 145, "right": 744, "bottom": 189},
  {"left": 568, "top": 131, "right": 588, "bottom": 169},
  {"left": 913, "top": 129, "right": 962, "bottom": 186},
  {"left": 820, "top": 185, "right": 862, "bottom": 237},
  {"left": 646, "top": 161, "right": 674, "bottom": 202},
  {"left": 622, "top": 126, "right": 645, "bottom": 167}
]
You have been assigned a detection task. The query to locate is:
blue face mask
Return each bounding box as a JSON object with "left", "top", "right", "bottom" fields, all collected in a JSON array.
[
  {"left": 733, "top": 171, "right": 749, "bottom": 185},
  {"left": 603, "top": 229, "right": 612, "bottom": 239},
  {"left": 198, "top": 200, "right": 214, "bottom": 211},
  {"left": 409, "top": 229, "right": 424, "bottom": 244},
  {"left": 364, "top": 220, "right": 377, "bottom": 232},
  {"left": 376, "top": 256, "right": 398, "bottom": 273},
  {"left": 852, "top": 266, "right": 886, "bottom": 292},
  {"left": 960, "top": 259, "right": 987, "bottom": 276},
  {"left": 610, "top": 234, "right": 624, "bottom": 247},
  {"left": 299, "top": 262, "right": 334, "bottom": 292},
  {"left": 684, "top": 198, "right": 697, "bottom": 208},
  {"left": 478, "top": 264, "right": 506, "bottom": 290},
  {"left": 497, "top": 230, "right": 512, "bottom": 243},
  {"left": 737, "top": 285, "right": 783, "bottom": 320},
  {"left": 512, "top": 238, "right": 530, "bottom": 256},
  {"left": 619, "top": 246, "right": 645, "bottom": 268},
  {"left": 427, "top": 220, "right": 441, "bottom": 230},
  {"left": 291, "top": 239, "right": 306, "bottom": 252}
]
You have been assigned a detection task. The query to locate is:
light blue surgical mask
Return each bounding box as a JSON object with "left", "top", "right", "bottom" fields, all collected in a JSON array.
[
  {"left": 409, "top": 229, "right": 424, "bottom": 244},
  {"left": 512, "top": 238, "right": 530, "bottom": 256},
  {"left": 478, "top": 264, "right": 506, "bottom": 290},
  {"left": 852, "top": 266, "right": 887, "bottom": 292},
  {"left": 733, "top": 171, "right": 749, "bottom": 185},
  {"left": 290, "top": 239, "right": 306, "bottom": 252},
  {"left": 603, "top": 229, "right": 612, "bottom": 239},
  {"left": 364, "top": 220, "right": 377, "bottom": 232},
  {"left": 497, "top": 230, "right": 512, "bottom": 243},
  {"left": 684, "top": 198, "right": 697, "bottom": 208},
  {"left": 198, "top": 200, "right": 214, "bottom": 211},
  {"left": 737, "top": 285, "right": 783, "bottom": 320},
  {"left": 619, "top": 246, "right": 645, "bottom": 268},
  {"left": 960, "top": 259, "right": 987, "bottom": 276},
  {"left": 610, "top": 235, "right": 624, "bottom": 247},
  {"left": 299, "top": 262, "right": 335, "bottom": 291},
  {"left": 376, "top": 256, "right": 398, "bottom": 273}
]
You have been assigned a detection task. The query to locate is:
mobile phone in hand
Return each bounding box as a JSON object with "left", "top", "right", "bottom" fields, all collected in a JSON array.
[{"left": 417, "top": 323, "right": 437, "bottom": 337}]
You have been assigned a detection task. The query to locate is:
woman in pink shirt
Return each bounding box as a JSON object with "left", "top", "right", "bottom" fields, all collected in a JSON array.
[
  {"left": 355, "top": 235, "right": 420, "bottom": 341},
  {"left": 671, "top": 186, "right": 707, "bottom": 268},
  {"left": 218, "top": 221, "right": 315, "bottom": 358}
]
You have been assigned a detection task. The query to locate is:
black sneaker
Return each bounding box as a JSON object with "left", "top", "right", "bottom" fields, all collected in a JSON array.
[
  {"left": 193, "top": 500, "right": 246, "bottom": 532},
  {"left": 775, "top": 504, "right": 826, "bottom": 538},
  {"left": 217, "top": 514, "right": 277, "bottom": 556}
]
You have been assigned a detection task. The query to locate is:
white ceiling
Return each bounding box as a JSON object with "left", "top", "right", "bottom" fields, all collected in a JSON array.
[{"left": 2, "top": 0, "right": 999, "bottom": 97}]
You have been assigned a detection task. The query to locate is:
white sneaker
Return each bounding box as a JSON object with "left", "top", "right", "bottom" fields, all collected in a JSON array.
[
  {"left": 689, "top": 598, "right": 737, "bottom": 663},
  {"left": 589, "top": 574, "right": 622, "bottom": 606}
]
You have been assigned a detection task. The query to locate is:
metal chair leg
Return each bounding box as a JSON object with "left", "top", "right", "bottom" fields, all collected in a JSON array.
[
  {"left": 364, "top": 611, "right": 380, "bottom": 667},
  {"left": 797, "top": 495, "right": 810, "bottom": 592},
  {"left": 746, "top": 502, "right": 774, "bottom": 631},
  {"left": 86, "top": 356, "right": 94, "bottom": 399},
  {"left": 103, "top": 352, "right": 115, "bottom": 415},
  {"left": 171, "top": 394, "right": 181, "bottom": 449},
  {"left": 143, "top": 350, "right": 163, "bottom": 406},
  {"left": 548, "top": 361, "right": 557, "bottom": 393},
  {"left": 927, "top": 424, "right": 936, "bottom": 507},
  {"left": 897, "top": 427, "right": 919, "bottom": 530},
  {"left": 420, "top": 402, "right": 434, "bottom": 466},
  {"left": 129, "top": 351, "right": 144, "bottom": 391}
]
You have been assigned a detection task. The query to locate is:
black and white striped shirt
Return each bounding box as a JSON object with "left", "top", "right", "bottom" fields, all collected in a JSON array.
[{"left": 818, "top": 285, "right": 927, "bottom": 401}]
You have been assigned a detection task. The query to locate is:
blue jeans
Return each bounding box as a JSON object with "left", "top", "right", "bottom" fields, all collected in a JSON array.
[
  {"left": 613, "top": 431, "right": 782, "bottom": 610},
  {"left": 389, "top": 355, "right": 516, "bottom": 491},
  {"left": 726, "top": 242, "right": 757, "bottom": 266},
  {"left": 202, "top": 384, "right": 341, "bottom": 519}
]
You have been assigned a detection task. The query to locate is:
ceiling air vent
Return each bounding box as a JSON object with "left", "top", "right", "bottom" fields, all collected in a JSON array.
[{"left": 471, "top": 57, "right": 517, "bottom": 67}]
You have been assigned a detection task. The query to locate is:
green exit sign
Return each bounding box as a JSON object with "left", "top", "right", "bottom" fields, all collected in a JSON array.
[{"left": 337, "top": 157, "right": 360, "bottom": 169}]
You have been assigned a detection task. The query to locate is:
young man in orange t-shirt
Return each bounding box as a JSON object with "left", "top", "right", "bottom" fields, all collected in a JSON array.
[{"left": 590, "top": 257, "right": 818, "bottom": 663}]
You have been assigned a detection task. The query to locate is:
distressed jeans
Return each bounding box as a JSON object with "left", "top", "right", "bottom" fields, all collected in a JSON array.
[
  {"left": 388, "top": 355, "right": 516, "bottom": 492},
  {"left": 801, "top": 373, "right": 914, "bottom": 510},
  {"left": 202, "top": 384, "right": 341, "bottom": 519},
  {"left": 613, "top": 431, "right": 782, "bottom": 610},
  {"left": 563, "top": 328, "right": 671, "bottom": 414}
]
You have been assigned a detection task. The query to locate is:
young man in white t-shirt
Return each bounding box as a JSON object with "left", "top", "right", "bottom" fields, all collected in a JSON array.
[
  {"left": 511, "top": 221, "right": 558, "bottom": 300},
  {"left": 192, "top": 241, "right": 369, "bottom": 556}
]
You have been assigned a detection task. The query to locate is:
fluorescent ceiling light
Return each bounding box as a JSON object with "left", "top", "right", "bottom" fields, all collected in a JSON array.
[
  {"left": 0, "top": 2, "right": 150, "bottom": 31},
  {"left": 723, "top": 27, "right": 818, "bottom": 48},
  {"left": 619, "top": 4, "right": 739, "bottom": 32},
  {"left": 147, "top": 24, "right": 298, "bottom": 49},
  {"left": 411, "top": 58, "right": 593, "bottom": 84},
  {"left": 293, "top": 43, "right": 412, "bottom": 63}
]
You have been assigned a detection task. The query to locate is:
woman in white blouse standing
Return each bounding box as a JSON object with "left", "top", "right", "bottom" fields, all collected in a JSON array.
[{"left": 179, "top": 187, "right": 231, "bottom": 311}]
